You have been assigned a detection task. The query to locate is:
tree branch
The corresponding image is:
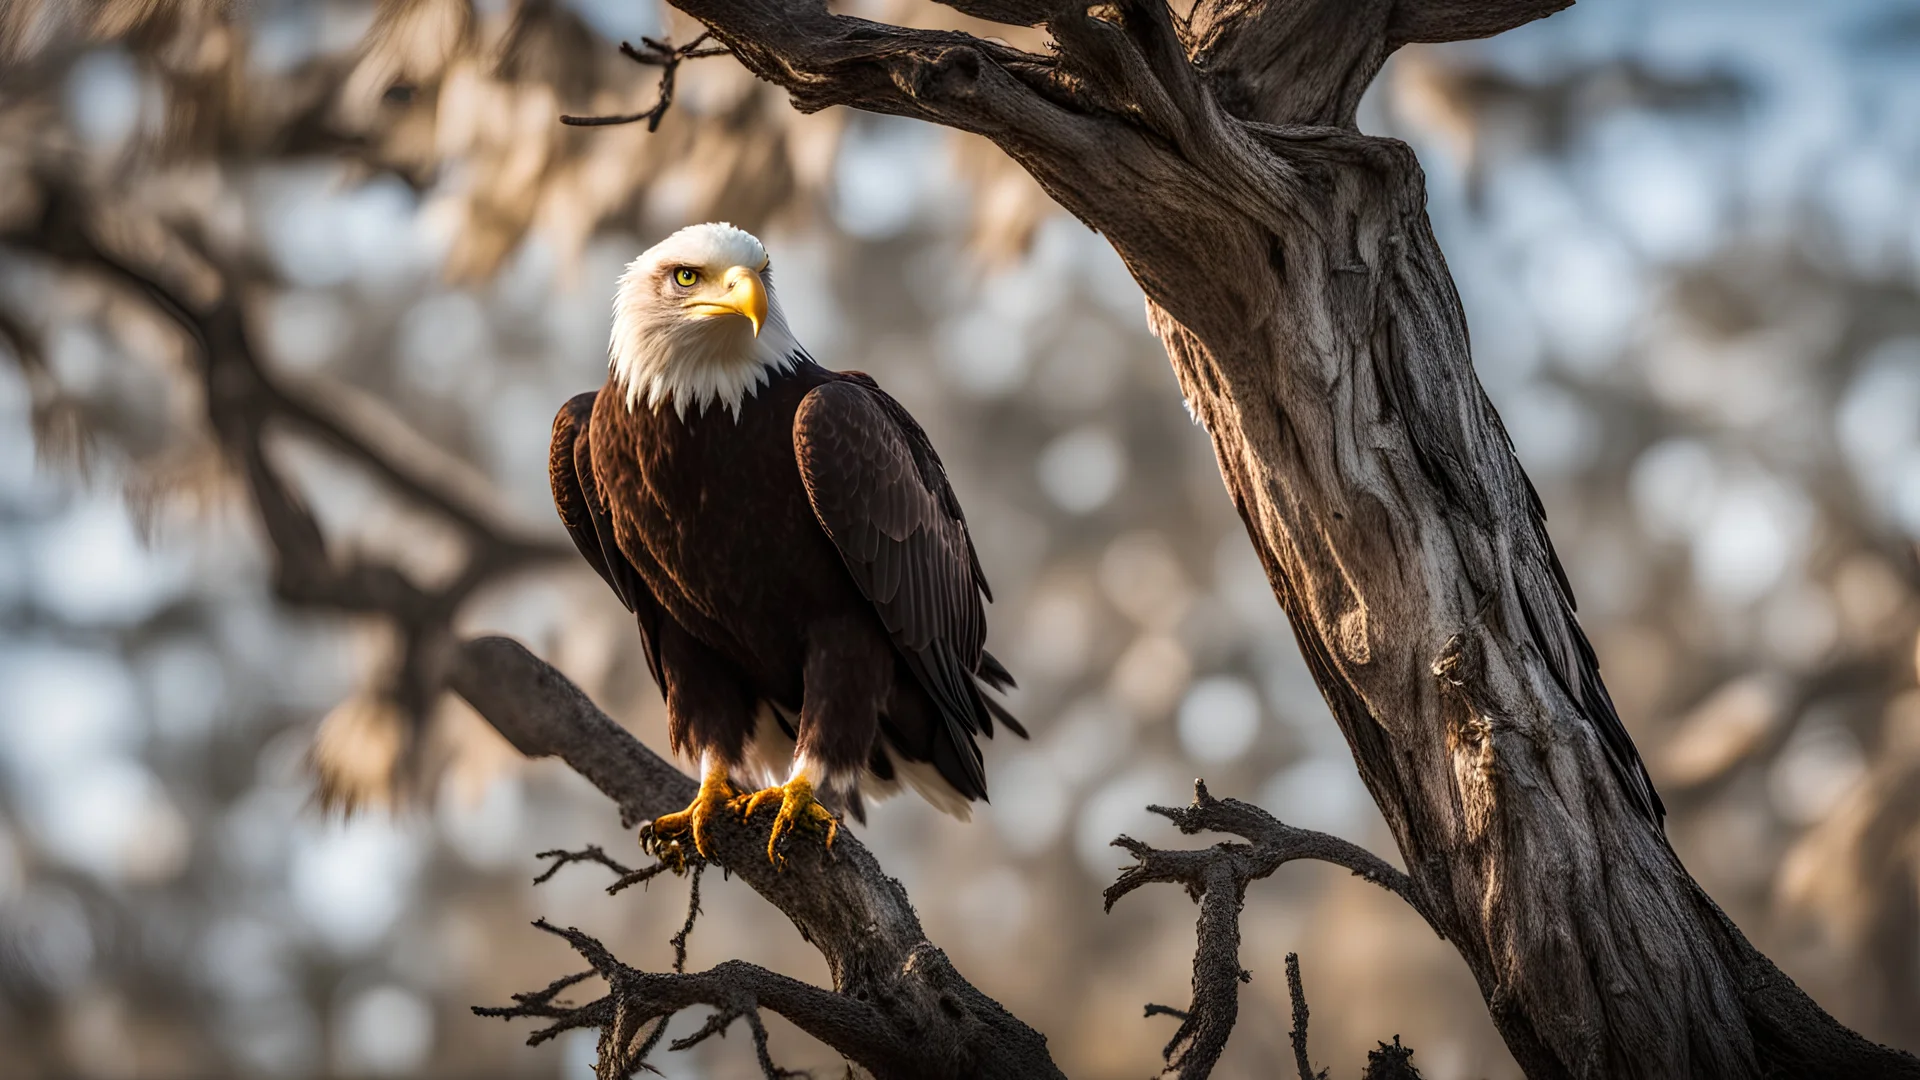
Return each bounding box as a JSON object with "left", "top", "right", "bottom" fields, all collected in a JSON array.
[
  {"left": 464, "top": 637, "right": 1448, "bottom": 1078},
  {"left": 1104, "top": 781, "right": 1439, "bottom": 1077},
  {"left": 1288, "top": 953, "right": 1326, "bottom": 1080},
  {"left": 449, "top": 635, "right": 1065, "bottom": 1080},
  {"left": 475, "top": 920, "right": 831, "bottom": 1080},
  {"left": 1385, "top": 0, "right": 1573, "bottom": 46},
  {"left": 1105, "top": 781, "right": 1437, "bottom": 930},
  {"left": 661, "top": 0, "right": 1102, "bottom": 152}
]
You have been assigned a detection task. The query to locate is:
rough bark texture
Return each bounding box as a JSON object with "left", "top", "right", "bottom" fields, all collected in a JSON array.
[{"left": 612, "top": 0, "right": 1920, "bottom": 1077}]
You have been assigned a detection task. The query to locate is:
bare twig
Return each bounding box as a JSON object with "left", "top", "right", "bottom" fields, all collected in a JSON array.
[
  {"left": 1105, "top": 780, "right": 1437, "bottom": 927},
  {"left": 609, "top": 861, "right": 681, "bottom": 895},
  {"left": 1287, "top": 953, "right": 1326, "bottom": 1080},
  {"left": 669, "top": 863, "right": 705, "bottom": 974},
  {"left": 663, "top": 1000, "right": 804, "bottom": 1080},
  {"left": 533, "top": 845, "right": 638, "bottom": 885},
  {"left": 561, "top": 33, "right": 733, "bottom": 132},
  {"left": 530, "top": 843, "right": 682, "bottom": 896},
  {"left": 476, "top": 920, "right": 847, "bottom": 1079}
]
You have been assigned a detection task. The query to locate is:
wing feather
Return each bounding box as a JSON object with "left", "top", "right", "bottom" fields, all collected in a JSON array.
[
  {"left": 551, "top": 391, "right": 664, "bottom": 690},
  {"left": 794, "top": 379, "right": 1016, "bottom": 796}
]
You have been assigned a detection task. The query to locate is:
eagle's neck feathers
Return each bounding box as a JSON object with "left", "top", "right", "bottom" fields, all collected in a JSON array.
[{"left": 609, "top": 296, "right": 804, "bottom": 421}]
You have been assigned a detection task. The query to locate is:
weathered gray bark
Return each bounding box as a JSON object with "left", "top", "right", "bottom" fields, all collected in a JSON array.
[{"left": 604, "top": 0, "right": 1919, "bottom": 1076}]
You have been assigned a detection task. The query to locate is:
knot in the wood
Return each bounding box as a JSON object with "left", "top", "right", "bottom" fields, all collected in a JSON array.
[
  {"left": 1339, "top": 606, "right": 1371, "bottom": 666},
  {"left": 902, "top": 942, "right": 956, "bottom": 982},
  {"left": 1430, "top": 631, "right": 1478, "bottom": 687},
  {"left": 921, "top": 47, "right": 983, "bottom": 98}
]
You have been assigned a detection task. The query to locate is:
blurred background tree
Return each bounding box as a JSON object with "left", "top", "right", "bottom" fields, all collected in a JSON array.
[{"left": 0, "top": 0, "right": 1915, "bottom": 1076}]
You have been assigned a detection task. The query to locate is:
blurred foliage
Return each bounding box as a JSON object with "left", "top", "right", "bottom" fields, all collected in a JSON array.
[{"left": 0, "top": 1, "right": 1916, "bottom": 1078}]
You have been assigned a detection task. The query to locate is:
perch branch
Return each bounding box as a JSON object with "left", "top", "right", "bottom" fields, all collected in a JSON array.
[{"left": 450, "top": 635, "right": 1066, "bottom": 1080}]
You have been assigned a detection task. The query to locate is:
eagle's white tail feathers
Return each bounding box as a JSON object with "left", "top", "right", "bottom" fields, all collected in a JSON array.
[
  {"left": 736, "top": 699, "right": 974, "bottom": 822},
  {"left": 737, "top": 701, "right": 798, "bottom": 791},
  {"left": 876, "top": 756, "right": 975, "bottom": 822}
]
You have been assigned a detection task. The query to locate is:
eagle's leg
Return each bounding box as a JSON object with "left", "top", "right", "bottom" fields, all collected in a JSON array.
[
  {"left": 643, "top": 755, "right": 737, "bottom": 870},
  {"left": 731, "top": 776, "right": 839, "bottom": 869}
]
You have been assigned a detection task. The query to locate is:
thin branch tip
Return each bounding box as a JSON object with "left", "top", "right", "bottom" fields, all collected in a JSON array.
[
  {"left": 561, "top": 31, "right": 733, "bottom": 132},
  {"left": 532, "top": 844, "right": 637, "bottom": 885}
]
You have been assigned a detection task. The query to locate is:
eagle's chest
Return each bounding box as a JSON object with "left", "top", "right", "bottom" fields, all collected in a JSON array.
[
  {"left": 638, "top": 409, "right": 805, "bottom": 545},
  {"left": 603, "top": 386, "right": 839, "bottom": 623}
]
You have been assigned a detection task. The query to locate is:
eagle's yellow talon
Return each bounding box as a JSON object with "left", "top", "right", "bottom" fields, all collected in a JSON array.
[
  {"left": 729, "top": 787, "right": 782, "bottom": 819},
  {"left": 731, "top": 777, "right": 839, "bottom": 868},
  {"left": 643, "top": 761, "right": 736, "bottom": 869}
]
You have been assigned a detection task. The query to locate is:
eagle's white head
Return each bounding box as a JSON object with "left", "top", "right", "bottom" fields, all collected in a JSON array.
[{"left": 609, "top": 222, "right": 803, "bottom": 418}]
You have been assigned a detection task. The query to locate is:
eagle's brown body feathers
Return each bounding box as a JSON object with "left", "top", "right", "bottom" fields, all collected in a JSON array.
[{"left": 550, "top": 358, "right": 1020, "bottom": 821}]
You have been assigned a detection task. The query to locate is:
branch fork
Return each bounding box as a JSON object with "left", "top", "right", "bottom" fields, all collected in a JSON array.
[
  {"left": 1105, "top": 780, "right": 1437, "bottom": 1078},
  {"left": 473, "top": 919, "right": 804, "bottom": 1080},
  {"left": 1105, "top": 780, "right": 1432, "bottom": 925},
  {"left": 561, "top": 33, "right": 733, "bottom": 132}
]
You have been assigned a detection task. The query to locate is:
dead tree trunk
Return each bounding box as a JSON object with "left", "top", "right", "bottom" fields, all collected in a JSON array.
[{"left": 617, "top": 0, "right": 1918, "bottom": 1076}]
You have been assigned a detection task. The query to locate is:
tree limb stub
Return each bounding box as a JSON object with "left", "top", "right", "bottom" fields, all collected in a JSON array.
[
  {"left": 450, "top": 636, "right": 1065, "bottom": 1080},
  {"left": 628, "top": 0, "right": 1920, "bottom": 1075},
  {"left": 1288, "top": 954, "right": 1327, "bottom": 1080}
]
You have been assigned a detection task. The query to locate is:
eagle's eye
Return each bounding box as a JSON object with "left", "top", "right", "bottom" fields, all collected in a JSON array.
[{"left": 673, "top": 267, "right": 700, "bottom": 288}]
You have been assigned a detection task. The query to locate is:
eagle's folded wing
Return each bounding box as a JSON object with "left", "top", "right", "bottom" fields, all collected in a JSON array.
[
  {"left": 793, "top": 378, "right": 1004, "bottom": 795},
  {"left": 550, "top": 391, "right": 665, "bottom": 690}
]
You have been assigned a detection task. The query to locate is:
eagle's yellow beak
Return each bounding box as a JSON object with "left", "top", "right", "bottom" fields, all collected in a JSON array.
[{"left": 702, "top": 265, "right": 767, "bottom": 337}]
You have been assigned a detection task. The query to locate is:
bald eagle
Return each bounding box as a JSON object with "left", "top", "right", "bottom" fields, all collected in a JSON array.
[{"left": 549, "top": 223, "right": 1024, "bottom": 867}]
